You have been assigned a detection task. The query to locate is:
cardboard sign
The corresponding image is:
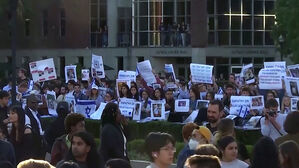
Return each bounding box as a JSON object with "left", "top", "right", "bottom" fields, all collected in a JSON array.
[
  {"left": 190, "top": 63, "right": 213, "bottom": 84},
  {"left": 29, "top": 58, "right": 57, "bottom": 82}
]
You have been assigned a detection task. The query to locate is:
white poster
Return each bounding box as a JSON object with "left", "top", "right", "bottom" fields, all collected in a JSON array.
[
  {"left": 264, "top": 61, "right": 286, "bottom": 76},
  {"left": 75, "top": 100, "right": 96, "bottom": 118},
  {"left": 90, "top": 102, "right": 107, "bottom": 120},
  {"left": 92, "top": 54, "right": 105, "bottom": 78},
  {"left": 230, "top": 96, "right": 251, "bottom": 115},
  {"left": 133, "top": 102, "right": 142, "bottom": 121},
  {"left": 165, "top": 64, "right": 177, "bottom": 88},
  {"left": 118, "top": 70, "right": 136, "bottom": 82},
  {"left": 81, "top": 69, "right": 90, "bottom": 81},
  {"left": 287, "top": 64, "right": 299, "bottom": 77},
  {"left": 258, "top": 68, "right": 283, "bottom": 89},
  {"left": 65, "top": 94, "right": 76, "bottom": 113},
  {"left": 119, "top": 98, "right": 135, "bottom": 117},
  {"left": 137, "top": 60, "right": 157, "bottom": 84},
  {"left": 196, "top": 100, "right": 209, "bottom": 110},
  {"left": 151, "top": 101, "right": 165, "bottom": 120},
  {"left": 275, "top": 98, "right": 281, "bottom": 112},
  {"left": 46, "top": 91, "right": 57, "bottom": 116},
  {"left": 200, "top": 92, "right": 207, "bottom": 100},
  {"left": 190, "top": 63, "right": 213, "bottom": 84},
  {"left": 215, "top": 94, "right": 224, "bottom": 101},
  {"left": 291, "top": 97, "right": 299, "bottom": 112},
  {"left": 65, "top": 65, "right": 77, "bottom": 83},
  {"left": 29, "top": 58, "right": 57, "bottom": 83},
  {"left": 235, "top": 73, "right": 244, "bottom": 87},
  {"left": 175, "top": 99, "right": 190, "bottom": 112},
  {"left": 284, "top": 77, "right": 299, "bottom": 97},
  {"left": 116, "top": 79, "right": 131, "bottom": 98},
  {"left": 250, "top": 95, "right": 264, "bottom": 110},
  {"left": 241, "top": 63, "right": 255, "bottom": 84},
  {"left": 183, "top": 110, "right": 199, "bottom": 123}
]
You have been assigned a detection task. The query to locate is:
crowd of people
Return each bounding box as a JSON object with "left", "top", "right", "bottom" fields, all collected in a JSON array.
[
  {"left": 0, "top": 66, "right": 299, "bottom": 168},
  {"left": 159, "top": 22, "right": 191, "bottom": 47}
]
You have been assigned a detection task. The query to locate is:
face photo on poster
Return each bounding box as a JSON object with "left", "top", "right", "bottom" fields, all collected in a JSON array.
[
  {"left": 133, "top": 102, "right": 142, "bottom": 120},
  {"left": 196, "top": 100, "right": 209, "bottom": 110},
  {"left": 243, "top": 64, "right": 255, "bottom": 84},
  {"left": 151, "top": 102, "right": 165, "bottom": 120},
  {"left": 81, "top": 69, "right": 90, "bottom": 81},
  {"left": 116, "top": 79, "right": 131, "bottom": 98},
  {"left": 290, "top": 81, "right": 299, "bottom": 96},
  {"left": 46, "top": 91, "right": 57, "bottom": 115},
  {"left": 65, "top": 65, "right": 77, "bottom": 83},
  {"left": 250, "top": 96, "right": 264, "bottom": 110},
  {"left": 288, "top": 65, "right": 299, "bottom": 77},
  {"left": 92, "top": 54, "right": 105, "bottom": 78},
  {"left": 175, "top": 99, "right": 190, "bottom": 112},
  {"left": 291, "top": 98, "right": 299, "bottom": 112}
]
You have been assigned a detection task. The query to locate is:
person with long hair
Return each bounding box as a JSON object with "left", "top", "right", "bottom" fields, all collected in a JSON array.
[
  {"left": 99, "top": 103, "right": 129, "bottom": 163},
  {"left": 281, "top": 96, "right": 291, "bottom": 114},
  {"left": 189, "top": 86, "right": 199, "bottom": 111},
  {"left": 140, "top": 90, "right": 151, "bottom": 119},
  {"left": 119, "top": 84, "right": 131, "bottom": 98},
  {"left": 152, "top": 88, "right": 165, "bottom": 102},
  {"left": 130, "top": 86, "right": 139, "bottom": 101},
  {"left": 250, "top": 136, "right": 280, "bottom": 168},
  {"left": 57, "top": 131, "right": 103, "bottom": 168},
  {"left": 8, "top": 106, "right": 37, "bottom": 163},
  {"left": 279, "top": 140, "right": 299, "bottom": 168},
  {"left": 89, "top": 84, "right": 102, "bottom": 107},
  {"left": 217, "top": 136, "right": 248, "bottom": 168},
  {"left": 145, "top": 132, "right": 176, "bottom": 168}
]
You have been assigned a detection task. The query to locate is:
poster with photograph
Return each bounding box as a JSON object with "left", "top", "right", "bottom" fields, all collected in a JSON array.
[
  {"left": 90, "top": 102, "right": 107, "bottom": 120},
  {"left": 196, "top": 100, "right": 209, "bottom": 110},
  {"left": 175, "top": 99, "right": 190, "bottom": 112},
  {"left": 116, "top": 79, "right": 131, "bottom": 98},
  {"left": 119, "top": 98, "right": 135, "bottom": 117},
  {"left": 284, "top": 77, "right": 299, "bottom": 97},
  {"left": 291, "top": 97, "right": 299, "bottom": 112},
  {"left": 65, "top": 94, "right": 76, "bottom": 113},
  {"left": 65, "top": 65, "right": 77, "bottom": 83},
  {"left": 190, "top": 63, "right": 213, "bottom": 84},
  {"left": 118, "top": 70, "right": 136, "bottom": 82},
  {"left": 258, "top": 68, "right": 283, "bottom": 89},
  {"left": 81, "top": 69, "right": 90, "bottom": 81},
  {"left": 287, "top": 64, "right": 299, "bottom": 77},
  {"left": 75, "top": 100, "right": 96, "bottom": 118},
  {"left": 230, "top": 96, "right": 251, "bottom": 115},
  {"left": 235, "top": 73, "right": 244, "bottom": 87},
  {"left": 46, "top": 91, "right": 57, "bottom": 116},
  {"left": 241, "top": 64, "right": 255, "bottom": 84},
  {"left": 29, "top": 58, "right": 57, "bottom": 83},
  {"left": 137, "top": 60, "right": 157, "bottom": 84},
  {"left": 250, "top": 96, "right": 264, "bottom": 110},
  {"left": 133, "top": 102, "right": 142, "bottom": 121},
  {"left": 165, "top": 64, "right": 177, "bottom": 88},
  {"left": 275, "top": 98, "right": 281, "bottom": 112},
  {"left": 151, "top": 101, "right": 165, "bottom": 120},
  {"left": 91, "top": 54, "right": 105, "bottom": 78}
]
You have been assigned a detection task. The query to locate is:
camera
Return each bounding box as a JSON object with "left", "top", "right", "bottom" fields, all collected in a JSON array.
[{"left": 268, "top": 110, "right": 277, "bottom": 117}]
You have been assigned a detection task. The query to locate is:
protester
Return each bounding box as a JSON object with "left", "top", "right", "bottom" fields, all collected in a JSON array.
[
  {"left": 130, "top": 86, "right": 139, "bottom": 101},
  {"left": 190, "top": 126, "right": 212, "bottom": 147},
  {"left": 261, "top": 98, "right": 287, "bottom": 140},
  {"left": 51, "top": 113, "right": 85, "bottom": 165},
  {"left": 0, "top": 139, "right": 16, "bottom": 166},
  {"left": 44, "top": 101, "right": 70, "bottom": 152},
  {"left": 99, "top": 102, "right": 129, "bottom": 163},
  {"left": 281, "top": 96, "right": 291, "bottom": 114},
  {"left": 0, "top": 91, "right": 10, "bottom": 138},
  {"left": 17, "top": 159, "right": 54, "bottom": 168},
  {"left": 189, "top": 86, "right": 199, "bottom": 111},
  {"left": 57, "top": 85, "right": 68, "bottom": 102},
  {"left": 223, "top": 83, "right": 236, "bottom": 107},
  {"left": 250, "top": 136, "right": 280, "bottom": 168},
  {"left": 56, "top": 131, "right": 103, "bottom": 168},
  {"left": 184, "top": 155, "right": 221, "bottom": 168},
  {"left": 278, "top": 140, "right": 299, "bottom": 168},
  {"left": 217, "top": 136, "right": 248, "bottom": 168},
  {"left": 119, "top": 84, "right": 131, "bottom": 98},
  {"left": 194, "top": 144, "right": 220, "bottom": 156},
  {"left": 17, "top": 68, "right": 29, "bottom": 85},
  {"left": 206, "top": 100, "right": 224, "bottom": 134},
  {"left": 145, "top": 132, "right": 176, "bottom": 168},
  {"left": 8, "top": 106, "right": 37, "bottom": 163},
  {"left": 275, "top": 111, "right": 299, "bottom": 146},
  {"left": 73, "top": 83, "right": 88, "bottom": 101},
  {"left": 140, "top": 90, "right": 151, "bottom": 119},
  {"left": 177, "top": 123, "right": 198, "bottom": 168},
  {"left": 89, "top": 84, "right": 102, "bottom": 107}
]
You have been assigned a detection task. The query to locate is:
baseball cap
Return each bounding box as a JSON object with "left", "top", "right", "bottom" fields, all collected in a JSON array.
[{"left": 197, "top": 126, "right": 212, "bottom": 142}]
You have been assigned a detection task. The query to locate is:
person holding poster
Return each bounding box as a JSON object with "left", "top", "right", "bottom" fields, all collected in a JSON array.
[
  {"left": 223, "top": 83, "right": 236, "bottom": 108},
  {"left": 260, "top": 99, "right": 287, "bottom": 140},
  {"left": 100, "top": 103, "right": 129, "bottom": 163},
  {"left": 280, "top": 96, "right": 291, "bottom": 114},
  {"left": 140, "top": 90, "right": 152, "bottom": 119},
  {"left": 189, "top": 87, "right": 200, "bottom": 111}
]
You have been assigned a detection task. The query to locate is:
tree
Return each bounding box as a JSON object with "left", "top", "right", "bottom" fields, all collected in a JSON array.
[{"left": 272, "top": 0, "right": 299, "bottom": 63}]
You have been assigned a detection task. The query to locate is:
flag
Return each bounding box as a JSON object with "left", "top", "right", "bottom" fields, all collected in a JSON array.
[
  {"left": 217, "top": 87, "right": 224, "bottom": 94},
  {"left": 75, "top": 100, "right": 96, "bottom": 118}
]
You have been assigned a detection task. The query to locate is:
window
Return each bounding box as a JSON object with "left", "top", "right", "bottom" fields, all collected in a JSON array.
[
  {"left": 231, "top": 16, "right": 241, "bottom": 30},
  {"left": 60, "top": 9, "right": 66, "bottom": 37},
  {"left": 231, "top": 31, "right": 241, "bottom": 45},
  {"left": 218, "top": 31, "right": 229, "bottom": 45},
  {"left": 207, "top": 0, "right": 214, "bottom": 14},
  {"left": 42, "top": 10, "right": 48, "bottom": 37},
  {"left": 117, "top": 57, "right": 124, "bottom": 72},
  {"left": 217, "top": 0, "right": 229, "bottom": 14},
  {"left": 243, "top": 31, "right": 252, "bottom": 45},
  {"left": 218, "top": 16, "right": 229, "bottom": 29},
  {"left": 231, "top": 0, "right": 241, "bottom": 13},
  {"left": 254, "top": 31, "right": 263, "bottom": 45},
  {"left": 137, "top": 57, "right": 144, "bottom": 62}
]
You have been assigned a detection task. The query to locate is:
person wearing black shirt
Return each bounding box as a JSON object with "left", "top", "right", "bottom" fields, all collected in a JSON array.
[{"left": 206, "top": 100, "right": 224, "bottom": 134}]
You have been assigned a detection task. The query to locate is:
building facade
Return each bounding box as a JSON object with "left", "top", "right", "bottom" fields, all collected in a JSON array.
[{"left": 0, "top": 0, "right": 284, "bottom": 80}]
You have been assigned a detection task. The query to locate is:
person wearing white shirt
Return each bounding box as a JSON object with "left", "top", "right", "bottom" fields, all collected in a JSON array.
[
  {"left": 261, "top": 98, "right": 287, "bottom": 141},
  {"left": 218, "top": 136, "right": 248, "bottom": 168}
]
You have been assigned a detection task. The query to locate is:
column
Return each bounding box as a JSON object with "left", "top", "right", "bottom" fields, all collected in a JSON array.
[
  {"left": 192, "top": 48, "right": 206, "bottom": 64},
  {"left": 107, "top": 0, "right": 118, "bottom": 47}
]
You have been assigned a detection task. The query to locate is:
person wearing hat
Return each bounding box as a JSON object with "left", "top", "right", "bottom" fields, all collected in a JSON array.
[
  {"left": 44, "top": 101, "right": 70, "bottom": 153},
  {"left": 89, "top": 84, "right": 103, "bottom": 108},
  {"left": 188, "top": 126, "right": 212, "bottom": 150}
]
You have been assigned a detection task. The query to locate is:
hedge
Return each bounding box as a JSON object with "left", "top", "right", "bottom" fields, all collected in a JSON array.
[{"left": 41, "top": 117, "right": 262, "bottom": 145}]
